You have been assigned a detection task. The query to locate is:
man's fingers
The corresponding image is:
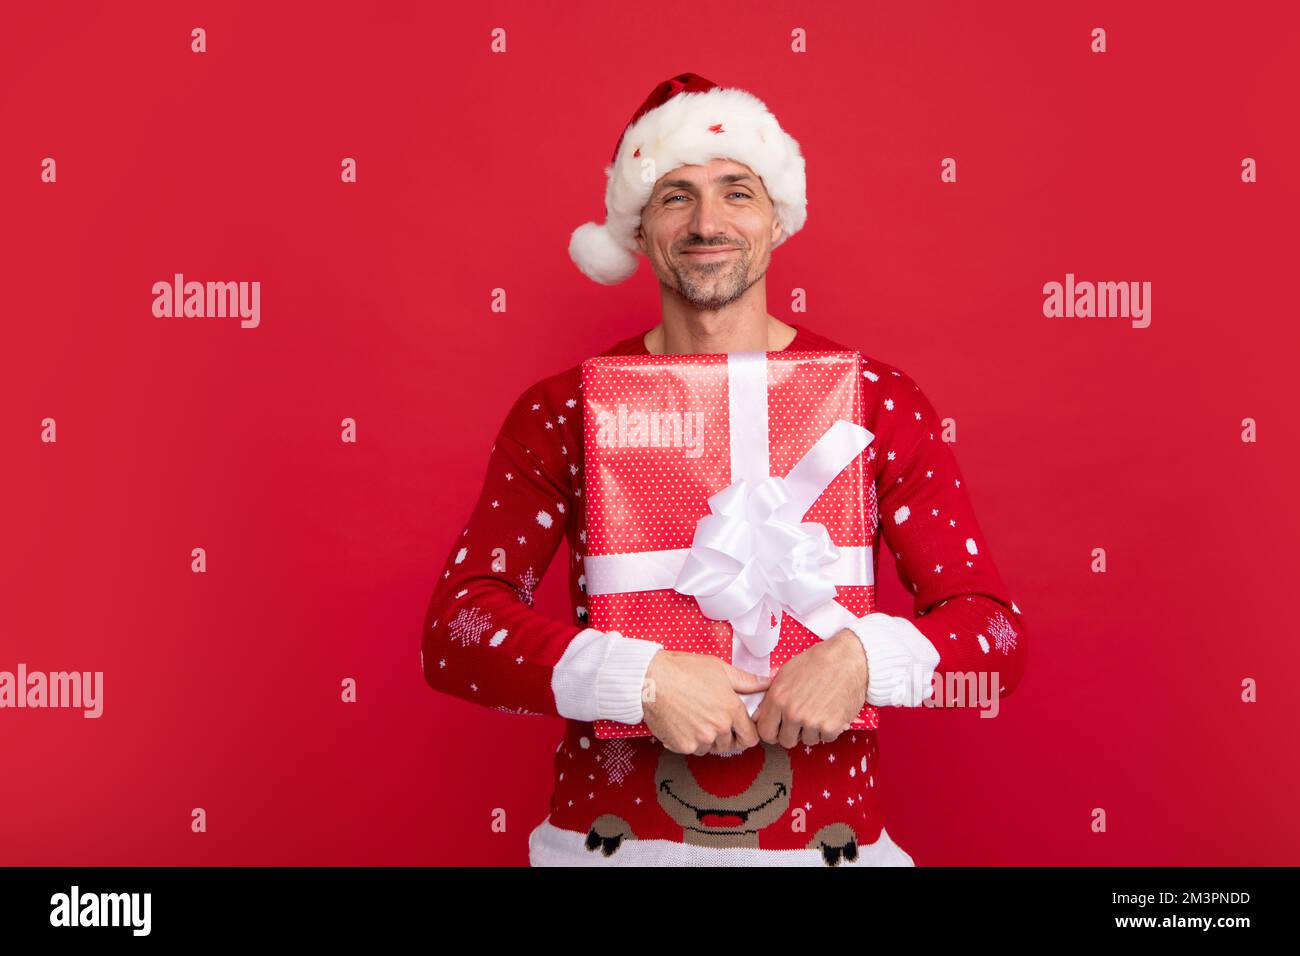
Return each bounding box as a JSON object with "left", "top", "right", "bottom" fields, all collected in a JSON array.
[
  {"left": 731, "top": 719, "right": 760, "bottom": 750},
  {"left": 711, "top": 727, "right": 738, "bottom": 754},
  {"left": 778, "top": 716, "right": 803, "bottom": 749},
  {"left": 754, "top": 697, "right": 781, "bottom": 744},
  {"left": 729, "top": 702, "right": 761, "bottom": 749},
  {"left": 725, "top": 663, "right": 773, "bottom": 694}
]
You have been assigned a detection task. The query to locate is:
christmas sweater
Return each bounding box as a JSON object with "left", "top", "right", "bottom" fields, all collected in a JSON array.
[{"left": 420, "top": 321, "right": 1028, "bottom": 866}]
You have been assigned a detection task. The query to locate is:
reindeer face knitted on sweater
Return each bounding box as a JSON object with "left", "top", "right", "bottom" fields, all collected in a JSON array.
[{"left": 585, "top": 742, "right": 864, "bottom": 866}]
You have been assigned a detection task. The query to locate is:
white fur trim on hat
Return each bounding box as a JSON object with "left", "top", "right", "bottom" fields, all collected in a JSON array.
[{"left": 569, "top": 86, "right": 807, "bottom": 285}]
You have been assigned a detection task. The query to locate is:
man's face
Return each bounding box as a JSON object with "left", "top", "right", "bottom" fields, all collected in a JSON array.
[{"left": 635, "top": 158, "right": 782, "bottom": 310}]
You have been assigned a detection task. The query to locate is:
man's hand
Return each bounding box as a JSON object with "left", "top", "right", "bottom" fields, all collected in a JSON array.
[
  {"left": 641, "top": 651, "right": 772, "bottom": 756},
  {"left": 753, "top": 629, "right": 869, "bottom": 748}
]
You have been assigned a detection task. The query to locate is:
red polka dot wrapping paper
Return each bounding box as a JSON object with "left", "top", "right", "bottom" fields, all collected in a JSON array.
[{"left": 582, "top": 350, "right": 881, "bottom": 739}]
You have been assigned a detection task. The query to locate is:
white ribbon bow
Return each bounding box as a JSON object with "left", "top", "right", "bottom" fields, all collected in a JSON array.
[{"left": 673, "top": 474, "right": 845, "bottom": 664}]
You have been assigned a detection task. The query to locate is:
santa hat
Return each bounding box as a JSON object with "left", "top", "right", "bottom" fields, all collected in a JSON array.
[{"left": 568, "top": 71, "right": 808, "bottom": 285}]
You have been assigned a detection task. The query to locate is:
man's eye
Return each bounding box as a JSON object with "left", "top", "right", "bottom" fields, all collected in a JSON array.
[{"left": 665, "top": 192, "right": 751, "bottom": 203}]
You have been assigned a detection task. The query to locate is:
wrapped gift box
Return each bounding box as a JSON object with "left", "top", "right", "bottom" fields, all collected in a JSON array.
[{"left": 581, "top": 348, "right": 882, "bottom": 740}]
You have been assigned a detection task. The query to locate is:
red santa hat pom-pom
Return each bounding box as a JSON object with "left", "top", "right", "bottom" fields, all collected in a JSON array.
[{"left": 568, "top": 220, "right": 640, "bottom": 285}]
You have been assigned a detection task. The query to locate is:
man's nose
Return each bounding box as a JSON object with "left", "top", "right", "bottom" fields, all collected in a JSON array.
[{"left": 688, "top": 192, "right": 728, "bottom": 238}]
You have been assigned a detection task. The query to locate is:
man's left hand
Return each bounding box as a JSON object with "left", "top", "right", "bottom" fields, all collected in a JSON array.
[{"left": 753, "top": 628, "right": 868, "bottom": 748}]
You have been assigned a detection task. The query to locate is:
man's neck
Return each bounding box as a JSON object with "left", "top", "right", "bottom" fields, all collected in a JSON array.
[{"left": 643, "top": 309, "right": 797, "bottom": 356}]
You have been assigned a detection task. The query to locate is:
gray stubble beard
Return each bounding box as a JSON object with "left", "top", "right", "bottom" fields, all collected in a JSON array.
[{"left": 666, "top": 246, "right": 764, "bottom": 311}]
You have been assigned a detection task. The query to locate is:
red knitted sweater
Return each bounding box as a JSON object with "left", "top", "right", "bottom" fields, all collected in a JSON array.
[{"left": 420, "top": 321, "right": 1028, "bottom": 866}]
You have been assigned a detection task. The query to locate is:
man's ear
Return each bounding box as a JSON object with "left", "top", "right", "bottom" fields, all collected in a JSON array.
[
  {"left": 771, "top": 217, "right": 783, "bottom": 245},
  {"left": 634, "top": 222, "right": 646, "bottom": 255}
]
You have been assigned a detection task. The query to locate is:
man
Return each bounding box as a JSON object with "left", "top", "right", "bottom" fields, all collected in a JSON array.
[{"left": 421, "top": 72, "right": 1027, "bottom": 866}]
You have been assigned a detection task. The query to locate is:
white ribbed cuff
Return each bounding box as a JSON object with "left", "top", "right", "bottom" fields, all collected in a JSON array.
[
  {"left": 844, "top": 612, "right": 940, "bottom": 707},
  {"left": 551, "top": 627, "right": 663, "bottom": 723},
  {"left": 596, "top": 632, "right": 664, "bottom": 723}
]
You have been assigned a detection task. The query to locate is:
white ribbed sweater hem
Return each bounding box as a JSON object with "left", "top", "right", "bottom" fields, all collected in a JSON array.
[{"left": 527, "top": 816, "right": 916, "bottom": 867}]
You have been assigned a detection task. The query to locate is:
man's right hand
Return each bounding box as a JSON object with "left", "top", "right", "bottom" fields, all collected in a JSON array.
[{"left": 640, "top": 650, "right": 772, "bottom": 756}]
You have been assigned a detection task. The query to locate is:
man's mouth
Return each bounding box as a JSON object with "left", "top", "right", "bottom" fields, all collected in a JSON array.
[{"left": 681, "top": 246, "right": 738, "bottom": 261}]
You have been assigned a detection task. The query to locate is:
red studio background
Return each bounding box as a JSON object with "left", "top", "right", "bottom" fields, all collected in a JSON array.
[{"left": 2, "top": 1, "right": 1297, "bottom": 867}]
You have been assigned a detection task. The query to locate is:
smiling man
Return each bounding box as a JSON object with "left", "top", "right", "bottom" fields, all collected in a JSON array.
[{"left": 421, "top": 72, "right": 1028, "bottom": 866}]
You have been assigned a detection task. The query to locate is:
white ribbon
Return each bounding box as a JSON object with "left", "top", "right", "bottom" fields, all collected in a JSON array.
[{"left": 584, "top": 351, "right": 875, "bottom": 716}]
